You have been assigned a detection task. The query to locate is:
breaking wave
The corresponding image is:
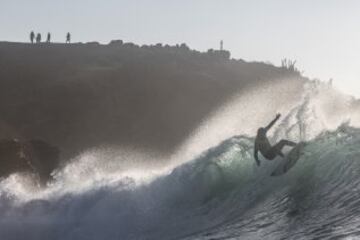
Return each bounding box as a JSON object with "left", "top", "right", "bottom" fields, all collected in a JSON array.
[{"left": 1, "top": 80, "right": 360, "bottom": 240}]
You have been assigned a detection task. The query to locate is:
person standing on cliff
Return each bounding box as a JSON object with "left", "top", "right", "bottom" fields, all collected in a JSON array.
[
  {"left": 30, "top": 31, "right": 35, "bottom": 44},
  {"left": 36, "top": 33, "right": 41, "bottom": 43},
  {"left": 66, "top": 32, "right": 71, "bottom": 43},
  {"left": 46, "top": 32, "right": 51, "bottom": 43}
]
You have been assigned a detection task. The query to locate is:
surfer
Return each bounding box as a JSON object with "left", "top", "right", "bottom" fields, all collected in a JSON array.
[{"left": 254, "top": 113, "right": 296, "bottom": 166}]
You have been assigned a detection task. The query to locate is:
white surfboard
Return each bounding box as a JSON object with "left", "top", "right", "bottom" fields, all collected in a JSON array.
[{"left": 271, "top": 142, "right": 306, "bottom": 177}]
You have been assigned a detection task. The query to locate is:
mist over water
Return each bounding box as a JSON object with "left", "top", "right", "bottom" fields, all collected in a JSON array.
[{"left": 1, "top": 79, "right": 360, "bottom": 240}]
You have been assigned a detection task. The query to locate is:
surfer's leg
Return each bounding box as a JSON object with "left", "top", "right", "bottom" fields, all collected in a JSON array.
[
  {"left": 283, "top": 140, "right": 297, "bottom": 147},
  {"left": 275, "top": 140, "right": 296, "bottom": 149},
  {"left": 263, "top": 149, "right": 278, "bottom": 160},
  {"left": 274, "top": 140, "right": 296, "bottom": 156},
  {"left": 277, "top": 151, "right": 285, "bottom": 158},
  {"left": 264, "top": 140, "right": 296, "bottom": 160}
]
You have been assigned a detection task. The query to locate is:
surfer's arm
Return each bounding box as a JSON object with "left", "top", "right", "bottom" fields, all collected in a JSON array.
[
  {"left": 264, "top": 113, "right": 281, "bottom": 131},
  {"left": 254, "top": 144, "right": 260, "bottom": 166}
]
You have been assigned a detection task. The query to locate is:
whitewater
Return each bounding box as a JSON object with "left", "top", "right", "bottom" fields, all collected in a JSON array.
[{"left": 1, "top": 80, "right": 360, "bottom": 240}]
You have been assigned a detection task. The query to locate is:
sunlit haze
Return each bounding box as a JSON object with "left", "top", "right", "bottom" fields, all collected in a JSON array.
[{"left": 1, "top": 0, "right": 360, "bottom": 96}]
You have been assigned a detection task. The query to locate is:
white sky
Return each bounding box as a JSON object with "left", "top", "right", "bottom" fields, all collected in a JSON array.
[{"left": 1, "top": 0, "right": 360, "bottom": 97}]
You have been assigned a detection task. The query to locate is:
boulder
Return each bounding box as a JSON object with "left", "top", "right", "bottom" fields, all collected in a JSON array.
[{"left": 0, "top": 139, "right": 60, "bottom": 184}]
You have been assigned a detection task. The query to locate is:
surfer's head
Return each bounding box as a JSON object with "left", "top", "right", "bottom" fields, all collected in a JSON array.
[{"left": 257, "top": 127, "right": 266, "bottom": 136}]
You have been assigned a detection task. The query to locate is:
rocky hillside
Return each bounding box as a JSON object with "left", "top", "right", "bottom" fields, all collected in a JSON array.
[{"left": 0, "top": 41, "right": 306, "bottom": 159}]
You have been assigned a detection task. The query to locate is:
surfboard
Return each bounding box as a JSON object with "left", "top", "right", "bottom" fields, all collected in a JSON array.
[{"left": 271, "top": 142, "right": 306, "bottom": 177}]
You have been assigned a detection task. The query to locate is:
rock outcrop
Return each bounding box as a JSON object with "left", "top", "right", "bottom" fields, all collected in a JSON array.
[{"left": 0, "top": 139, "right": 59, "bottom": 183}]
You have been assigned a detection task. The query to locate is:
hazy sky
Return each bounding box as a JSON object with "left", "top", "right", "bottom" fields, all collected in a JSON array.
[{"left": 1, "top": 0, "right": 360, "bottom": 96}]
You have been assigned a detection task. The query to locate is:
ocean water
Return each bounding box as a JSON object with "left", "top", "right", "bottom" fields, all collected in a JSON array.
[{"left": 0, "top": 81, "right": 360, "bottom": 240}]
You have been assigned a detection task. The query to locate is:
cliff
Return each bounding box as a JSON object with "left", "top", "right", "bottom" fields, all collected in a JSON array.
[{"left": 0, "top": 41, "right": 306, "bottom": 159}]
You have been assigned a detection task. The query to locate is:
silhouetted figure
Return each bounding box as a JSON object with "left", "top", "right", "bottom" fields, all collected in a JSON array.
[
  {"left": 36, "top": 33, "right": 42, "bottom": 43},
  {"left": 30, "top": 31, "right": 35, "bottom": 44},
  {"left": 46, "top": 32, "right": 51, "bottom": 43},
  {"left": 254, "top": 113, "right": 297, "bottom": 166},
  {"left": 66, "top": 32, "right": 71, "bottom": 43}
]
